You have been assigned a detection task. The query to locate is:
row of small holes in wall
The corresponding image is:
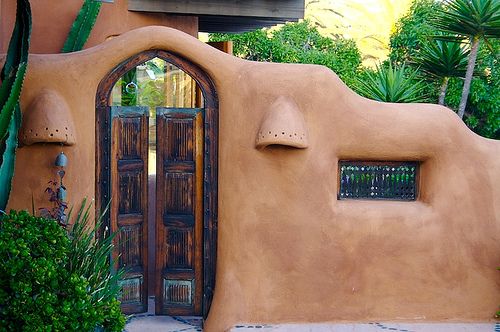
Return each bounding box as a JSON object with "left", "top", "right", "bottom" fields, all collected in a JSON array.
[
  {"left": 259, "top": 131, "right": 305, "bottom": 140},
  {"left": 22, "top": 127, "right": 72, "bottom": 139}
]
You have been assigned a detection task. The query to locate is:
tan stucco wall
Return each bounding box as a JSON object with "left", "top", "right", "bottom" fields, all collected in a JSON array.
[
  {"left": 0, "top": 0, "right": 197, "bottom": 54},
  {"left": 4, "top": 27, "right": 500, "bottom": 331}
]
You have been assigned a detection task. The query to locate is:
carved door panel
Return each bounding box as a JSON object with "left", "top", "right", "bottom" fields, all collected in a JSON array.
[
  {"left": 155, "top": 108, "right": 204, "bottom": 316},
  {"left": 110, "top": 106, "right": 149, "bottom": 314}
]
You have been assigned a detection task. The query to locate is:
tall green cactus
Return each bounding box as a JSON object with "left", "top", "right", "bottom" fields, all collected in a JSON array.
[
  {"left": 62, "top": 0, "right": 102, "bottom": 53},
  {"left": 0, "top": 0, "right": 31, "bottom": 211}
]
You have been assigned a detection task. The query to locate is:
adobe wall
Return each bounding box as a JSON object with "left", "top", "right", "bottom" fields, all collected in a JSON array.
[
  {"left": 0, "top": 0, "right": 197, "bottom": 53},
  {"left": 4, "top": 27, "right": 500, "bottom": 331}
]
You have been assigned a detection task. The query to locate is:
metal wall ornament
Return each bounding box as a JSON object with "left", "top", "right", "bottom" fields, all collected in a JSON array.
[
  {"left": 54, "top": 151, "right": 68, "bottom": 223},
  {"left": 338, "top": 161, "right": 419, "bottom": 201}
]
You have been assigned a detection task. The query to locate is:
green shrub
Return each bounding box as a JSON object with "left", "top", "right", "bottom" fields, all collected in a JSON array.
[
  {"left": 0, "top": 207, "right": 126, "bottom": 331},
  {"left": 209, "top": 20, "right": 363, "bottom": 88},
  {"left": 354, "top": 62, "right": 428, "bottom": 103},
  {"left": 0, "top": 210, "right": 100, "bottom": 331},
  {"left": 66, "top": 200, "right": 125, "bottom": 332}
]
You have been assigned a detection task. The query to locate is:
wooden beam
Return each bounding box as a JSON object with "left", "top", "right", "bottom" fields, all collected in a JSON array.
[
  {"left": 207, "top": 41, "right": 233, "bottom": 55},
  {"left": 198, "top": 15, "right": 298, "bottom": 33},
  {"left": 128, "top": 0, "right": 304, "bottom": 20}
]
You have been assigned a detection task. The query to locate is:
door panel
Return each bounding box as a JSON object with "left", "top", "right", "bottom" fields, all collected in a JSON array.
[
  {"left": 110, "top": 106, "right": 149, "bottom": 314},
  {"left": 156, "top": 108, "right": 204, "bottom": 316}
]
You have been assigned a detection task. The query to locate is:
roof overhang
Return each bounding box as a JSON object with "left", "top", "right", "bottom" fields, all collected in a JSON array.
[{"left": 128, "top": 0, "right": 305, "bottom": 32}]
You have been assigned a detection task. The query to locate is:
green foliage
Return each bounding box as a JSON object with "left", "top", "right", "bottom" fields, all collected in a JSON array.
[
  {"left": 62, "top": 0, "right": 102, "bottom": 53},
  {"left": 432, "top": 0, "right": 500, "bottom": 118},
  {"left": 415, "top": 38, "right": 469, "bottom": 79},
  {"left": 66, "top": 199, "right": 125, "bottom": 332},
  {"left": 0, "top": 0, "right": 31, "bottom": 211},
  {"left": 354, "top": 63, "right": 428, "bottom": 103},
  {"left": 0, "top": 107, "right": 21, "bottom": 211},
  {"left": 445, "top": 39, "right": 500, "bottom": 138},
  {"left": 0, "top": 210, "right": 99, "bottom": 331},
  {"left": 138, "top": 80, "right": 165, "bottom": 108},
  {"left": 210, "top": 20, "right": 362, "bottom": 87},
  {"left": 120, "top": 70, "right": 138, "bottom": 106},
  {"left": 390, "top": 0, "right": 442, "bottom": 64},
  {"left": 0, "top": 206, "right": 125, "bottom": 331},
  {"left": 389, "top": 0, "right": 499, "bottom": 138},
  {"left": 432, "top": 0, "right": 500, "bottom": 40}
]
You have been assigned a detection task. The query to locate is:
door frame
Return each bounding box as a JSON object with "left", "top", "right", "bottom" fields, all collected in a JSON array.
[{"left": 95, "top": 49, "right": 218, "bottom": 318}]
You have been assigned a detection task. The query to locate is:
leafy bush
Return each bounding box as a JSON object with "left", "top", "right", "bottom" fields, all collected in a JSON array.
[
  {"left": 390, "top": 0, "right": 443, "bottom": 65},
  {"left": 389, "top": 0, "right": 499, "bottom": 138},
  {"left": 0, "top": 210, "right": 100, "bottom": 331},
  {"left": 0, "top": 206, "right": 125, "bottom": 332},
  {"left": 354, "top": 62, "right": 428, "bottom": 103},
  {"left": 66, "top": 199, "right": 125, "bottom": 332},
  {"left": 210, "top": 20, "right": 363, "bottom": 88}
]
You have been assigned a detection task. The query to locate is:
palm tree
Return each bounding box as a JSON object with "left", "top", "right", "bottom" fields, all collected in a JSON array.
[
  {"left": 355, "top": 62, "right": 428, "bottom": 103},
  {"left": 414, "top": 38, "right": 469, "bottom": 105},
  {"left": 432, "top": 0, "right": 500, "bottom": 118}
]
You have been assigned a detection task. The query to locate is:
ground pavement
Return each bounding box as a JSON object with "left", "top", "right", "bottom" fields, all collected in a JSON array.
[{"left": 124, "top": 298, "right": 499, "bottom": 332}]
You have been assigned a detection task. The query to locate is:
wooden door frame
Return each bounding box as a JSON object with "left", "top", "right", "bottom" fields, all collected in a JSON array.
[{"left": 95, "top": 50, "right": 218, "bottom": 318}]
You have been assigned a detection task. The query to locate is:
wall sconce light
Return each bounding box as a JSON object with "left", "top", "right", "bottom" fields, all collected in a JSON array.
[{"left": 95, "top": 0, "right": 114, "bottom": 3}]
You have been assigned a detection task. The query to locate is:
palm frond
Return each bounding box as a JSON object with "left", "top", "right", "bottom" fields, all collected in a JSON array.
[
  {"left": 355, "top": 63, "right": 428, "bottom": 103},
  {"left": 414, "top": 38, "right": 470, "bottom": 78},
  {"left": 432, "top": 0, "right": 500, "bottom": 38}
]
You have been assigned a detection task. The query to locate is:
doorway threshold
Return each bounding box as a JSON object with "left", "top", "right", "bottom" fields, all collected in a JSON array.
[{"left": 125, "top": 296, "right": 203, "bottom": 332}]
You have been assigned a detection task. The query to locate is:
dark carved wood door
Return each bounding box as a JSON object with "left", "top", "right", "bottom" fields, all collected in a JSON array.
[
  {"left": 96, "top": 50, "right": 218, "bottom": 318},
  {"left": 110, "top": 106, "right": 149, "bottom": 314},
  {"left": 155, "top": 108, "right": 204, "bottom": 315}
]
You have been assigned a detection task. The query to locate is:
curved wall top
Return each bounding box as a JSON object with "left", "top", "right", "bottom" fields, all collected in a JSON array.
[{"left": 4, "top": 26, "right": 500, "bottom": 331}]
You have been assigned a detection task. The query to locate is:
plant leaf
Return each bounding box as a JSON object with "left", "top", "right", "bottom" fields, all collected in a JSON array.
[
  {"left": 61, "top": 0, "right": 102, "bottom": 53},
  {"left": 0, "top": 106, "right": 21, "bottom": 210},
  {"left": 0, "top": 63, "right": 27, "bottom": 140},
  {"left": 0, "top": 0, "right": 31, "bottom": 140}
]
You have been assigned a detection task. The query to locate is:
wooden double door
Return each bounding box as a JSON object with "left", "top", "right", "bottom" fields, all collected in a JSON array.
[
  {"left": 109, "top": 106, "right": 204, "bottom": 316},
  {"left": 96, "top": 50, "right": 218, "bottom": 318}
]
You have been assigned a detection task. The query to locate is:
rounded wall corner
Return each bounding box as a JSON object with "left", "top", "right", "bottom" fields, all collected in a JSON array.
[
  {"left": 19, "top": 89, "right": 76, "bottom": 146},
  {"left": 255, "top": 96, "right": 309, "bottom": 149}
]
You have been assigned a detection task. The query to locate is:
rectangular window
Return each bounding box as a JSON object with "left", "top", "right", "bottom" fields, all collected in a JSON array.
[{"left": 338, "top": 161, "right": 418, "bottom": 201}]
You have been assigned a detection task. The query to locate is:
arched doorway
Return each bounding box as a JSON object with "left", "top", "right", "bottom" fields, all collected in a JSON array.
[{"left": 95, "top": 50, "right": 218, "bottom": 318}]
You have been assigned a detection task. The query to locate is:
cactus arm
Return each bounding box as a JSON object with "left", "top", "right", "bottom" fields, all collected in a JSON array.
[
  {"left": 61, "top": 0, "right": 102, "bottom": 53},
  {"left": 0, "top": 64, "right": 27, "bottom": 141},
  {"left": 0, "top": 106, "right": 21, "bottom": 210},
  {"left": 0, "top": 0, "right": 31, "bottom": 140},
  {"left": 0, "top": 0, "right": 31, "bottom": 211}
]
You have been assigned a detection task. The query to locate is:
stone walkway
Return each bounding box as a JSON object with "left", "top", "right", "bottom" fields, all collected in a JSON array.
[
  {"left": 124, "top": 298, "right": 499, "bottom": 331},
  {"left": 229, "top": 322, "right": 499, "bottom": 331},
  {"left": 125, "top": 315, "right": 202, "bottom": 332},
  {"left": 124, "top": 297, "right": 203, "bottom": 332},
  {"left": 125, "top": 316, "right": 499, "bottom": 332}
]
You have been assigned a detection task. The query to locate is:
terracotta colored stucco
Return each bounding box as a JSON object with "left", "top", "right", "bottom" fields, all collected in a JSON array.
[
  {"left": 3, "top": 27, "right": 500, "bottom": 331},
  {"left": 0, "top": 0, "right": 197, "bottom": 54}
]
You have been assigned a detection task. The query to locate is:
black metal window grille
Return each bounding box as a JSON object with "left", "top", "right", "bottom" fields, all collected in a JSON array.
[{"left": 338, "top": 161, "right": 418, "bottom": 201}]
